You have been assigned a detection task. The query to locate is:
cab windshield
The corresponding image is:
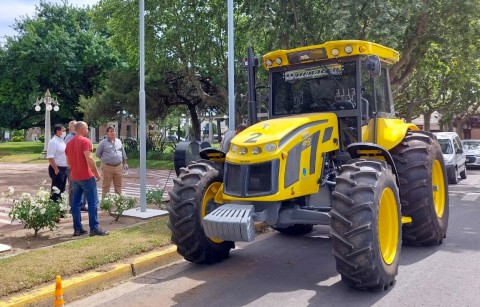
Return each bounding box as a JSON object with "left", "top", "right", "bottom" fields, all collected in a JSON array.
[{"left": 271, "top": 62, "right": 357, "bottom": 116}]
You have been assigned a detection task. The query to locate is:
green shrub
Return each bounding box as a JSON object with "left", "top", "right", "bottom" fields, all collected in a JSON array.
[
  {"left": 12, "top": 136, "right": 23, "bottom": 142},
  {"left": 100, "top": 193, "right": 137, "bottom": 221},
  {"left": 39, "top": 135, "right": 45, "bottom": 143},
  {"left": 2, "top": 186, "right": 68, "bottom": 237},
  {"left": 146, "top": 187, "right": 166, "bottom": 209}
]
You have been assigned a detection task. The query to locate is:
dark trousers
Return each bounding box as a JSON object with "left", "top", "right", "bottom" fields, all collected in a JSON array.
[{"left": 48, "top": 165, "right": 68, "bottom": 202}]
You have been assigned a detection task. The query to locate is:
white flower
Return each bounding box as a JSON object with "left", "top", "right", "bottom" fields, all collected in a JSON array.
[
  {"left": 7, "top": 186, "right": 14, "bottom": 195},
  {"left": 52, "top": 186, "right": 60, "bottom": 194},
  {"left": 21, "top": 192, "right": 32, "bottom": 200},
  {"left": 40, "top": 208, "right": 46, "bottom": 214}
]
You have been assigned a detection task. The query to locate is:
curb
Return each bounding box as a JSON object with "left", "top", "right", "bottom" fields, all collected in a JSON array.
[{"left": 2, "top": 245, "right": 181, "bottom": 307}]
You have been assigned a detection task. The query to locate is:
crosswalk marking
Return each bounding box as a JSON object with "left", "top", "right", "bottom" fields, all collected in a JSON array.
[{"left": 461, "top": 193, "right": 480, "bottom": 202}]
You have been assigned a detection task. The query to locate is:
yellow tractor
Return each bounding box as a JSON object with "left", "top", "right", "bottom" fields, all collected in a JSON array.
[{"left": 168, "top": 40, "right": 449, "bottom": 291}]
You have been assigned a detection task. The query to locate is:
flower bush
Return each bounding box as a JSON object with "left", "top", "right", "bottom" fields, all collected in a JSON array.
[
  {"left": 100, "top": 193, "right": 137, "bottom": 221},
  {"left": 146, "top": 186, "right": 166, "bottom": 209},
  {"left": 1, "top": 186, "right": 69, "bottom": 237}
]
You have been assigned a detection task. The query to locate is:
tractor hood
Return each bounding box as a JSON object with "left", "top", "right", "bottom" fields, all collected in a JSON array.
[{"left": 226, "top": 113, "right": 339, "bottom": 164}]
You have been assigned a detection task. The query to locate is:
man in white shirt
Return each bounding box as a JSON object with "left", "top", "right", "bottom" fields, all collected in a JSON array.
[{"left": 47, "top": 124, "right": 68, "bottom": 202}]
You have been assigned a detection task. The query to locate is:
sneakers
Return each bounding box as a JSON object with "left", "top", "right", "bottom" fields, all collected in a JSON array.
[
  {"left": 80, "top": 206, "right": 88, "bottom": 212},
  {"left": 90, "top": 228, "right": 109, "bottom": 237},
  {"left": 73, "top": 228, "right": 88, "bottom": 237}
]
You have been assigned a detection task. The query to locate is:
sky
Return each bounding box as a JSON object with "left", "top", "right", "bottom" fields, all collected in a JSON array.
[{"left": 0, "top": 0, "right": 99, "bottom": 41}]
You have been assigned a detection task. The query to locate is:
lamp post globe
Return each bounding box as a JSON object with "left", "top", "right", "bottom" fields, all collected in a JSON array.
[{"left": 34, "top": 89, "right": 60, "bottom": 159}]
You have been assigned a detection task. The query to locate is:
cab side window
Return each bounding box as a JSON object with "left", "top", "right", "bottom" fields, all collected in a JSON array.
[{"left": 361, "top": 67, "right": 392, "bottom": 117}]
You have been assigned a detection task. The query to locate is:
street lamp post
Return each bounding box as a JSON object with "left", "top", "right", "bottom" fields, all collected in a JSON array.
[{"left": 35, "top": 89, "right": 59, "bottom": 159}]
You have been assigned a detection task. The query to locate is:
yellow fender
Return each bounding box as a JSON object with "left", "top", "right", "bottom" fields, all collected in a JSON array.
[{"left": 362, "top": 118, "right": 420, "bottom": 150}]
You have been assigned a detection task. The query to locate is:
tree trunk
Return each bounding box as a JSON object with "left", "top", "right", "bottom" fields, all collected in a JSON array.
[
  {"left": 455, "top": 118, "right": 466, "bottom": 139},
  {"left": 188, "top": 106, "right": 201, "bottom": 141},
  {"left": 423, "top": 111, "right": 432, "bottom": 131}
]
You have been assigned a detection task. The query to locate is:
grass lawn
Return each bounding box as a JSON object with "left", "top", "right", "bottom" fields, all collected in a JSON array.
[
  {"left": 0, "top": 141, "right": 174, "bottom": 169},
  {"left": 0, "top": 141, "right": 46, "bottom": 163},
  {"left": 0, "top": 217, "right": 171, "bottom": 298}
]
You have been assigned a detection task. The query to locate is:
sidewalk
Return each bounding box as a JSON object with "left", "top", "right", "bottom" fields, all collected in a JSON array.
[
  {"left": 0, "top": 162, "right": 175, "bottom": 254},
  {"left": 0, "top": 163, "right": 176, "bottom": 229}
]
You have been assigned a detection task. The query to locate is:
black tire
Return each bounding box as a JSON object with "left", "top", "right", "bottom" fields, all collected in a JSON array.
[
  {"left": 167, "top": 160, "right": 234, "bottom": 264},
  {"left": 331, "top": 159, "right": 401, "bottom": 291},
  {"left": 273, "top": 224, "right": 314, "bottom": 235},
  {"left": 391, "top": 131, "right": 449, "bottom": 246},
  {"left": 449, "top": 167, "right": 459, "bottom": 184},
  {"left": 460, "top": 164, "right": 467, "bottom": 180}
]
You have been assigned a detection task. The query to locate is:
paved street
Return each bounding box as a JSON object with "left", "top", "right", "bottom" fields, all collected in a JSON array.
[
  {"left": 69, "top": 168, "right": 480, "bottom": 307},
  {"left": 0, "top": 164, "right": 175, "bottom": 227}
]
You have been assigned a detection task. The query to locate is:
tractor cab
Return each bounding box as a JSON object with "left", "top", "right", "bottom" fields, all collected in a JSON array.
[{"left": 263, "top": 40, "right": 398, "bottom": 155}]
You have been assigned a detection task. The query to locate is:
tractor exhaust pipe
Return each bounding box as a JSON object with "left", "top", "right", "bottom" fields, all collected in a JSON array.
[{"left": 245, "top": 47, "right": 259, "bottom": 125}]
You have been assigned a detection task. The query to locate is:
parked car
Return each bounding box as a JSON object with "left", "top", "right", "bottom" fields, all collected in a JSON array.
[
  {"left": 461, "top": 139, "right": 480, "bottom": 168},
  {"left": 434, "top": 132, "right": 467, "bottom": 184},
  {"left": 167, "top": 135, "right": 185, "bottom": 142}
]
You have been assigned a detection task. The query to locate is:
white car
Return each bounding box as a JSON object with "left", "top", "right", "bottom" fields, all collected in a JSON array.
[
  {"left": 434, "top": 132, "right": 467, "bottom": 184},
  {"left": 462, "top": 139, "right": 480, "bottom": 168}
]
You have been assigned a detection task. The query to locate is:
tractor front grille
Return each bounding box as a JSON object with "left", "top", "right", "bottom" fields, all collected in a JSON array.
[{"left": 224, "top": 160, "right": 279, "bottom": 197}]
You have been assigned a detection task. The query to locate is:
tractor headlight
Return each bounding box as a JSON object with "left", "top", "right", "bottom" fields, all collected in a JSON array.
[
  {"left": 239, "top": 147, "right": 248, "bottom": 155},
  {"left": 275, "top": 57, "right": 282, "bottom": 65},
  {"left": 231, "top": 144, "right": 237, "bottom": 153},
  {"left": 251, "top": 146, "right": 262, "bottom": 155},
  {"left": 331, "top": 48, "right": 340, "bottom": 56},
  {"left": 264, "top": 143, "right": 277, "bottom": 152},
  {"left": 344, "top": 45, "right": 353, "bottom": 54},
  {"left": 265, "top": 59, "right": 273, "bottom": 67}
]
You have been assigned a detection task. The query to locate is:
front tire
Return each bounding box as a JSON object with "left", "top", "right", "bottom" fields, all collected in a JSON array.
[
  {"left": 167, "top": 161, "right": 234, "bottom": 264},
  {"left": 331, "top": 159, "right": 401, "bottom": 291},
  {"left": 391, "top": 131, "right": 449, "bottom": 246},
  {"left": 449, "top": 167, "right": 459, "bottom": 184},
  {"left": 460, "top": 164, "right": 467, "bottom": 179}
]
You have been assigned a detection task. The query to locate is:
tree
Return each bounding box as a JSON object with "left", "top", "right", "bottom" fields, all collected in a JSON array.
[
  {"left": 90, "top": 0, "right": 254, "bottom": 139},
  {"left": 0, "top": 1, "right": 117, "bottom": 130}
]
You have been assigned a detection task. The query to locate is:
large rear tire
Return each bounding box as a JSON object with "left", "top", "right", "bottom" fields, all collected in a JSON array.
[
  {"left": 167, "top": 161, "right": 234, "bottom": 264},
  {"left": 331, "top": 159, "right": 401, "bottom": 291},
  {"left": 391, "top": 131, "right": 449, "bottom": 246}
]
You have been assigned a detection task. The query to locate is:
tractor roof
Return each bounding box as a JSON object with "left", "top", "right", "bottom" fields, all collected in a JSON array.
[{"left": 262, "top": 40, "right": 399, "bottom": 70}]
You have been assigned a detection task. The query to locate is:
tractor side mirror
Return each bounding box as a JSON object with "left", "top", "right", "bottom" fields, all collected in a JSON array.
[{"left": 365, "top": 55, "right": 381, "bottom": 78}]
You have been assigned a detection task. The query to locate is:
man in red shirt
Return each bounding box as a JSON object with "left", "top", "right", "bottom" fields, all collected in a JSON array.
[{"left": 66, "top": 121, "right": 109, "bottom": 237}]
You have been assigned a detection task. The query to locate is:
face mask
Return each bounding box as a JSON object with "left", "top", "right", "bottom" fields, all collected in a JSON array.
[{"left": 61, "top": 132, "right": 66, "bottom": 138}]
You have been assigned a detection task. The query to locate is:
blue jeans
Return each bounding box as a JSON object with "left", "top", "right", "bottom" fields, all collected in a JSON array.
[{"left": 72, "top": 177, "right": 100, "bottom": 231}]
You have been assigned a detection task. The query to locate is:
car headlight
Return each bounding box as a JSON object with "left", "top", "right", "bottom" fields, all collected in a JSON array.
[{"left": 444, "top": 155, "right": 454, "bottom": 165}]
